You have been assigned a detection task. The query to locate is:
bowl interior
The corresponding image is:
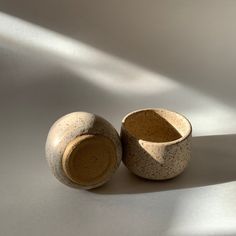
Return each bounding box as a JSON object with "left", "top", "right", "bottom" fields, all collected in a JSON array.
[{"left": 123, "top": 109, "right": 191, "bottom": 143}]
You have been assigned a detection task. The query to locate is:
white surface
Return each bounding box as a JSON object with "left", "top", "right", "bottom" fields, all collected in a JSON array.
[{"left": 0, "top": 1, "right": 236, "bottom": 235}]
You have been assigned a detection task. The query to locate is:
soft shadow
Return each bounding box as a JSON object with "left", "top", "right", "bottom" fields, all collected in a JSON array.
[
  {"left": 91, "top": 134, "right": 236, "bottom": 194},
  {"left": 1, "top": 1, "right": 236, "bottom": 107}
]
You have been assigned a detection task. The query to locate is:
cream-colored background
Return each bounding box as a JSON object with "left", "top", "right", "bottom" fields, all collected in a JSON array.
[{"left": 1, "top": 1, "right": 236, "bottom": 235}]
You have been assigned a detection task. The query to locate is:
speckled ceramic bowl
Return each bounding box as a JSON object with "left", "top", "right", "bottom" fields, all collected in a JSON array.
[
  {"left": 45, "top": 112, "right": 122, "bottom": 189},
  {"left": 121, "top": 108, "right": 192, "bottom": 180}
]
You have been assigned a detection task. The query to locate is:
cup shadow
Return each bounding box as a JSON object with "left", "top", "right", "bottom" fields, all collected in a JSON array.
[{"left": 91, "top": 134, "right": 236, "bottom": 194}]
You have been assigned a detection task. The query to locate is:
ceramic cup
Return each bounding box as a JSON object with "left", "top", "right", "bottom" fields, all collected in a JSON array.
[
  {"left": 45, "top": 112, "right": 122, "bottom": 189},
  {"left": 121, "top": 108, "right": 192, "bottom": 180}
]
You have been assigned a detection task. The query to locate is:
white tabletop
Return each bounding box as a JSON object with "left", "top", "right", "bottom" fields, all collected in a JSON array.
[{"left": 1, "top": 1, "right": 236, "bottom": 235}]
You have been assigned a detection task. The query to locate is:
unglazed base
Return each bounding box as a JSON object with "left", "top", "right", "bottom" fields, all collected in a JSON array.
[
  {"left": 45, "top": 112, "right": 122, "bottom": 189},
  {"left": 62, "top": 134, "right": 117, "bottom": 187}
]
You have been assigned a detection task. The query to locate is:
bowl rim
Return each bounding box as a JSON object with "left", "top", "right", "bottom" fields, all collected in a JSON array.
[{"left": 121, "top": 108, "right": 192, "bottom": 146}]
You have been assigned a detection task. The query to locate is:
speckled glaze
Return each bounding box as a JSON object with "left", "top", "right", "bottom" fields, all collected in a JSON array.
[
  {"left": 121, "top": 108, "right": 192, "bottom": 180},
  {"left": 45, "top": 112, "right": 122, "bottom": 189}
]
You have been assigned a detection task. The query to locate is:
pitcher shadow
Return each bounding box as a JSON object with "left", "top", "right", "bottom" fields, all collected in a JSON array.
[{"left": 91, "top": 134, "right": 236, "bottom": 194}]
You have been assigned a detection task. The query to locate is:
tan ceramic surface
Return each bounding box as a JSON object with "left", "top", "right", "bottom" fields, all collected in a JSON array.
[
  {"left": 121, "top": 108, "right": 192, "bottom": 180},
  {"left": 45, "top": 112, "right": 122, "bottom": 189}
]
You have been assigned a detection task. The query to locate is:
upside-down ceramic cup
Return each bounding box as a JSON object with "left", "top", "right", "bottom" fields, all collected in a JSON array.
[
  {"left": 121, "top": 108, "right": 192, "bottom": 180},
  {"left": 45, "top": 112, "right": 122, "bottom": 189}
]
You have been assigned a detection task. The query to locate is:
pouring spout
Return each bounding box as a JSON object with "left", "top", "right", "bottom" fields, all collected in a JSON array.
[{"left": 138, "top": 139, "right": 165, "bottom": 165}]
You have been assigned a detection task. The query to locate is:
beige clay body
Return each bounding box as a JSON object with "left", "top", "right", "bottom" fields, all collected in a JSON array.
[
  {"left": 121, "top": 108, "right": 192, "bottom": 180},
  {"left": 45, "top": 112, "right": 122, "bottom": 189}
]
